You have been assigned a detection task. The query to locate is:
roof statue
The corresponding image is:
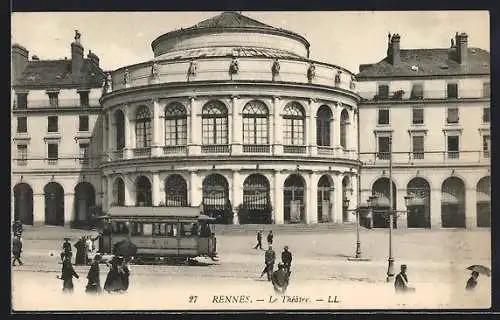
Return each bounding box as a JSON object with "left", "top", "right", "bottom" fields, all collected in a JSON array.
[{"left": 74, "top": 30, "right": 81, "bottom": 44}]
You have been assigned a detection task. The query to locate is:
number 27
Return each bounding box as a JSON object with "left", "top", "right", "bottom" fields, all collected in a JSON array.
[{"left": 189, "top": 295, "right": 198, "bottom": 303}]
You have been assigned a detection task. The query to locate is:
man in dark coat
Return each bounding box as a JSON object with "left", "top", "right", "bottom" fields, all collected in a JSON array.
[
  {"left": 74, "top": 237, "right": 87, "bottom": 265},
  {"left": 466, "top": 271, "right": 479, "bottom": 291},
  {"left": 86, "top": 254, "right": 102, "bottom": 294},
  {"left": 271, "top": 263, "right": 289, "bottom": 294},
  {"left": 260, "top": 246, "right": 276, "bottom": 281},
  {"left": 253, "top": 229, "right": 263, "bottom": 250},
  {"left": 281, "top": 246, "right": 292, "bottom": 276},
  {"left": 12, "top": 236, "right": 23, "bottom": 266},
  {"left": 61, "top": 238, "right": 72, "bottom": 262},
  {"left": 12, "top": 220, "right": 23, "bottom": 238},
  {"left": 59, "top": 256, "right": 79, "bottom": 293},
  {"left": 267, "top": 230, "right": 274, "bottom": 246},
  {"left": 394, "top": 264, "right": 415, "bottom": 293}
]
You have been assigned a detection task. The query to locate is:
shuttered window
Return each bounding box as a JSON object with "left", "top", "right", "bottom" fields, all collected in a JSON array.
[
  {"left": 412, "top": 135, "right": 424, "bottom": 159},
  {"left": 447, "top": 108, "right": 459, "bottom": 124}
]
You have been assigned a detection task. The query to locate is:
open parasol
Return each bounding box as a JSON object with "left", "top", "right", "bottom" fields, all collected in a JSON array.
[
  {"left": 113, "top": 239, "right": 138, "bottom": 257},
  {"left": 466, "top": 265, "right": 491, "bottom": 277}
]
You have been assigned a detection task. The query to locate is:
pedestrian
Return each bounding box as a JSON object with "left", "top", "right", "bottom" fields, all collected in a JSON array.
[
  {"left": 267, "top": 230, "right": 274, "bottom": 246},
  {"left": 85, "top": 235, "right": 94, "bottom": 265},
  {"left": 466, "top": 271, "right": 479, "bottom": 291},
  {"left": 104, "top": 256, "right": 126, "bottom": 293},
  {"left": 12, "top": 235, "right": 23, "bottom": 266},
  {"left": 120, "top": 258, "right": 131, "bottom": 292},
  {"left": 12, "top": 220, "right": 23, "bottom": 238},
  {"left": 260, "top": 245, "right": 276, "bottom": 281},
  {"left": 61, "top": 238, "right": 72, "bottom": 262},
  {"left": 58, "top": 255, "right": 79, "bottom": 293},
  {"left": 281, "top": 246, "right": 292, "bottom": 276},
  {"left": 394, "top": 264, "right": 415, "bottom": 293},
  {"left": 86, "top": 254, "right": 103, "bottom": 294},
  {"left": 271, "top": 263, "right": 289, "bottom": 294},
  {"left": 74, "top": 237, "right": 86, "bottom": 265},
  {"left": 253, "top": 229, "right": 263, "bottom": 250}
]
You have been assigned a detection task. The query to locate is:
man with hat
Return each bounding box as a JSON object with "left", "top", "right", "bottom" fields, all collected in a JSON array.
[
  {"left": 394, "top": 264, "right": 415, "bottom": 293},
  {"left": 61, "top": 238, "right": 72, "bottom": 262},
  {"left": 260, "top": 245, "right": 276, "bottom": 281},
  {"left": 253, "top": 229, "right": 263, "bottom": 250},
  {"left": 271, "top": 263, "right": 289, "bottom": 294},
  {"left": 86, "top": 254, "right": 103, "bottom": 294},
  {"left": 281, "top": 246, "right": 293, "bottom": 277},
  {"left": 12, "top": 235, "right": 23, "bottom": 266}
]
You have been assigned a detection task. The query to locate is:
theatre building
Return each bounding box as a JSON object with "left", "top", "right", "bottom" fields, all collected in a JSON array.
[
  {"left": 356, "top": 32, "right": 490, "bottom": 228},
  {"left": 11, "top": 32, "right": 106, "bottom": 227},
  {"left": 99, "top": 12, "right": 361, "bottom": 225}
]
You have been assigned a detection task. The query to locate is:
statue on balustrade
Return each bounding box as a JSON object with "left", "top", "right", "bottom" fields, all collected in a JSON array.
[
  {"left": 349, "top": 75, "right": 356, "bottom": 90},
  {"left": 102, "top": 73, "right": 113, "bottom": 95},
  {"left": 307, "top": 63, "right": 316, "bottom": 82},
  {"left": 335, "top": 70, "right": 342, "bottom": 85},
  {"left": 229, "top": 57, "right": 239, "bottom": 74},
  {"left": 272, "top": 58, "right": 280, "bottom": 78},
  {"left": 151, "top": 61, "right": 159, "bottom": 78},
  {"left": 123, "top": 68, "right": 130, "bottom": 86},
  {"left": 74, "top": 30, "right": 81, "bottom": 44},
  {"left": 188, "top": 59, "right": 197, "bottom": 78}
]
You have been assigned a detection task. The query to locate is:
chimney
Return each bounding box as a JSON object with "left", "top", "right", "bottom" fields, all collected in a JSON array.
[
  {"left": 71, "top": 30, "right": 84, "bottom": 74},
  {"left": 390, "top": 33, "right": 401, "bottom": 65},
  {"left": 87, "top": 50, "right": 100, "bottom": 67},
  {"left": 456, "top": 32, "right": 468, "bottom": 64},
  {"left": 12, "top": 44, "right": 29, "bottom": 82}
]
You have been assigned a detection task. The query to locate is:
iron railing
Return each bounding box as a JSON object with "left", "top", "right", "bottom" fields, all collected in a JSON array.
[
  {"left": 360, "top": 150, "right": 490, "bottom": 165},
  {"left": 201, "top": 145, "right": 231, "bottom": 153},
  {"left": 243, "top": 144, "right": 270, "bottom": 153}
]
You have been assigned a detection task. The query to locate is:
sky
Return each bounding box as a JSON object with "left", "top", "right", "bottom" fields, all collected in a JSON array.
[{"left": 11, "top": 11, "right": 489, "bottom": 73}]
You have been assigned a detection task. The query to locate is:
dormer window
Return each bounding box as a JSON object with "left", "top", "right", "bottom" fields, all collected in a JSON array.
[
  {"left": 410, "top": 83, "right": 424, "bottom": 99},
  {"left": 447, "top": 83, "right": 458, "bottom": 99},
  {"left": 16, "top": 93, "right": 28, "bottom": 109},
  {"left": 79, "top": 91, "right": 89, "bottom": 107},
  {"left": 47, "top": 92, "right": 59, "bottom": 107},
  {"left": 377, "top": 84, "right": 389, "bottom": 100}
]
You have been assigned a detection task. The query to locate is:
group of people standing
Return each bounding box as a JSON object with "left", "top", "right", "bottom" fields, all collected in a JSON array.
[
  {"left": 254, "top": 230, "right": 293, "bottom": 293},
  {"left": 58, "top": 250, "right": 131, "bottom": 294},
  {"left": 61, "top": 235, "right": 99, "bottom": 266}
]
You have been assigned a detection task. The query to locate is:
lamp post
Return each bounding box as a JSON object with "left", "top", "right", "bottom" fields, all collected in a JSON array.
[{"left": 346, "top": 195, "right": 375, "bottom": 262}]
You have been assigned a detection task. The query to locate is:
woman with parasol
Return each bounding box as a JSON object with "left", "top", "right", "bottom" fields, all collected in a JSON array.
[
  {"left": 465, "top": 265, "right": 490, "bottom": 291},
  {"left": 104, "top": 256, "right": 126, "bottom": 293}
]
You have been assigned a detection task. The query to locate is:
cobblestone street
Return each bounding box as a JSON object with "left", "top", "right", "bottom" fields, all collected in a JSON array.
[{"left": 11, "top": 226, "right": 491, "bottom": 310}]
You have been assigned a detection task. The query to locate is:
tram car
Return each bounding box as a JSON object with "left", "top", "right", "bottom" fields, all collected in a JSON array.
[{"left": 98, "top": 206, "right": 218, "bottom": 264}]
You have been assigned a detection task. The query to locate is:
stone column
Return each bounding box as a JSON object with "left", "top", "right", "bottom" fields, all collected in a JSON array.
[
  {"left": 188, "top": 97, "right": 201, "bottom": 156},
  {"left": 33, "top": 193, "right": 45, "bottom": 226},
  {"left": 465, "top": 187, "right": 477, "bottom": 228},
  {"left": 232, "top": 171, "right": 242, "bottom": 224},
  {"left": 108, "top": 113, "right": 114, "bottom": 155},
  {"left": 151, "top": 99, "right": 163, "bottom": 157},
  {"left": 273, "top": 170, "right": 285, "bottom": 224},
  {"left": 64, "top": 193, "right": 74, "bottom": 227},
  {"left": 308, "top": 99, "right": 317, "bottom": 156},
  {"left": 352, "top": 110, "right": 358, "bottom": 156},
  {"left": 123, "top": 106, "right": 133, "bottom": 159},
  {"left": 190, "top": 171, "right": 203, "bottom": 207},
  {"left": 101, "top": 176, "right": 108, "bottom": 212},
  {"left": 101, "top": 116, "right": 108, "bottom": 161},
  {"left": 333, "top": 174, "right": 343, "bottom": 223},
  {"left": 272, "top": 97, "right": 283, "bottom": 155},
  {"left": 307, "top": 172, "right": 318, "bottom": 224},
  {"left": 124, "top": 174, "right": 134, "bottom": 206},
  {"left": 152, "top": 172, "right": 161, "bottom": 206},
  {"left": 333, "top": 104, "right": 341, "bottom": 156},
  {"left": 107, "top": 176, "right": 114, "bottom": 208},
  {"left": 430, "top": 188, "right": 442, "bottom": 228},
  {"left": 231, "top": 96, "right": 242, "bottom": 155}
]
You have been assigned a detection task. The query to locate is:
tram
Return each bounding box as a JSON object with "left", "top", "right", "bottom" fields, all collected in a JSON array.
[{"left": 98, "top": 206, "right": 218, "bottom": 263}]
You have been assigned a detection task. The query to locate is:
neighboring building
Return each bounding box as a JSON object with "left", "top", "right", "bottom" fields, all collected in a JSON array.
[
  {"left": 11, "top": 12, "right": 361, "bottom": 227},
  {"left": 99, "top": 12, "right": 361, "bottom": 225},
  {"left": 11, "top": 31, "right": 106, "bottom": 227},
  {"left": 356, "top": 32, "right": 490, "bottom": 229}
]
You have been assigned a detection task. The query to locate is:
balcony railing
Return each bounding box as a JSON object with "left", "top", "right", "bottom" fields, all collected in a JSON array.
[
  {"left": 16, "top": 159, "right": 27, "bottom": 166},
  {"left": 133, "top": 148, "right": 151, "bottom": 157},
  {"left": 201, "top": 145, "right": 230, "bottom": 154},
  {"left": 243, "top": 144, "right": 270, "bottom": 153},
  {"left": 317, "top": 146, "right": 335, "bottom": 156},
  {"left": 111, "top": 150, "right": 124, "bottom": 160},
  {"left": 47, "top": 158, "right": 58, "bottom": 165},
  {"left": 283, "top": 145, "right": 307, "bottom": 154},
  {"left": 13, "top": 98, "right": 101, "bottom": 109},
  {"left": 358, "top": 89, "right": 490, "bottom": 102},
  {"left": 360, "top": 150, "right": 490, "bottom": 165},
  {"left": 163, "top": 145, "right": 188, "bottom": 155}
]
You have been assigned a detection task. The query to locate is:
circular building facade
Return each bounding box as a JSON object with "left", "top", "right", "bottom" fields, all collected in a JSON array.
[{"left": 100, "top": 12, "right": 361, "bottom": 224}]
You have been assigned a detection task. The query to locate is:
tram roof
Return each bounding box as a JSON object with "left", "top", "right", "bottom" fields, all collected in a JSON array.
[{"left": 107, "top": 206, "right": 202, "bottom": 218}]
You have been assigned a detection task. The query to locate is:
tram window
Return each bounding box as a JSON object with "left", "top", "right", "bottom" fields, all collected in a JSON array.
[
  {"left": 131, "top": 222, "right": 143, "bottom": 236},
  {"left": 142, "top": 224, "right": 153, "bottom": 236},
  {"left": 181, "top": 223, "right": 196, "bottom": 236},
  {"left": 112, "top": 222, "right": 129, "bottom": 235}
]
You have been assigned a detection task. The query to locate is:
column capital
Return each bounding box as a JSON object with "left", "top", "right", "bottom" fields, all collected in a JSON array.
[
  {"left": 189, "top": 96, "right": 197, "bottom": 101},
  {"left": 151, "top": 98, "right": 159, "bottom": 104},
  {"left": 231, "top": 95, "right": 240, "bottom": 100},
  {"left": 272, "top": 95, "right": 281, "bottom": 101},
  {"left": 308, "top": 98, "right": 317, "bottom": 104}
]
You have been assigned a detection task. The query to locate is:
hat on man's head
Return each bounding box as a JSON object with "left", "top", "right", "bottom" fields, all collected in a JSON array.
[
  {"left": 284, "top": 246, "right": 289, "bottom": 250},
  {"left": 401, "top": 264, "right": 407, "bottom": 269}
]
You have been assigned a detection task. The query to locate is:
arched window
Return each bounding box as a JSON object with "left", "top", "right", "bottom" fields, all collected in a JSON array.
[
  {"left": 283, "top": 102, "right": 305, "bottom": 145},
  {"left": 316, "top": 105, "right": 332, "bottom": 146},
  {"left": 136, "top": 176, "right": 152, "bottom": 206},
  {"left": 340, "top": 109, "right": 349, "bottom": 148},
  {"left": 243, "top": 101, "right": 269, "bottom": 145},
  {"left": 165, "top": 102, "right": 187, "bottom": 146},
  {"left": 165, "top": 174, "right": 188, "bottom": 207},
  {"left": 112, "top": 178, "right": 125, "bottom": 206},
  {"left": 115, "top": 110, "right": 125, "bottom": 150},
  {"left": 135, "top": 106, "right": 152, "bottom": 148},
  {"left": 202, "top": 101, "right": 228, "bottom": 145}
]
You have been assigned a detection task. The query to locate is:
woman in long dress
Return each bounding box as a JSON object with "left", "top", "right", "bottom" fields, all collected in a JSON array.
[
  {"left": 104, "top": 256, "right": 125, "bottom": 293},
  {"left": 85, "top": 254, "right": 102, "bottom": 294},
  {"left": 59, "top": 256, "right": 79, "bottom": 293}
]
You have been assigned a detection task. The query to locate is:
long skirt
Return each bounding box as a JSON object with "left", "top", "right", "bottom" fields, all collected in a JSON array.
[
  {"left": 63, "top": 279, "right": 74, "bottom": 293},
  {"left": 85, "top": 282, "right": 102, "bottom": 294}
]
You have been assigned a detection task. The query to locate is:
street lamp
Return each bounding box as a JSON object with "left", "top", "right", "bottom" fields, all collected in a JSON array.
[
  {"left": 345, "top": 195, "right": 374, "bottom": 262},
  {"left": 384, "top": 194, "right": 414, "bottom": 282}
]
